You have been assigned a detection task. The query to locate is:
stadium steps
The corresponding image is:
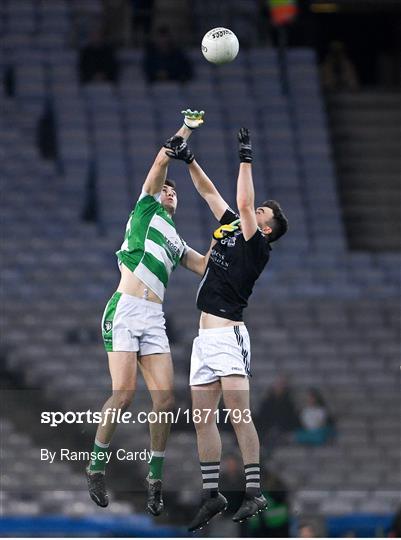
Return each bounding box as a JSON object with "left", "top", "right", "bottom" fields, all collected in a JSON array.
[
  {"left": 327, "top": 92, "right": 401, "bottom": 251},
  {"left": 287, "top": 49, "right": 346, "bottom": 252}
]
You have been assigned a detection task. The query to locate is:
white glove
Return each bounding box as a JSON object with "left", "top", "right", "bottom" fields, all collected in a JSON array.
[{"left": 181, "top": 109, "right": 205, "bottom": 129}]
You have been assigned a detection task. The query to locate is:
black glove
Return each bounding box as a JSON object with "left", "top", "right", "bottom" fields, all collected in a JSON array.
[
  {"left": 164, "top": 135, "right": 194, "bottom": 164},
  {"left": 238, "top": 127, "right": 252, "bottom": 163}
]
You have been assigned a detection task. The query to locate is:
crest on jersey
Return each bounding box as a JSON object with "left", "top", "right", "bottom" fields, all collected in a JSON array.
[
  {"left": 221, "top": 236, "right": 237, "bottom": 247},
  {"left": 104, "top": 320, "right": 112, "bottom": 333}
]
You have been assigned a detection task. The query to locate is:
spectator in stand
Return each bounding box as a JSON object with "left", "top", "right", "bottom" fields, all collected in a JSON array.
[
  {"left": 220, "top": 454, "right": 244, "bottom": 514},
  {"left": 103, "top": 0, "right": 133, "bottom": 47},
  {"left": 295, "top": 388, "right": 335, "bottom": 446},
  {"left": 321, "top": 41, "right": 359, "bottom": 92},
  {"left": 389, "top": 505, "right": 401, "bottom": 537},
  {"left": 220, "top": 454, "right": 248, "bottom": 537},
  {"left": 131, "top": 0, "right": 155, "bottom": 47},
  {"left": 256, "top": 375, "right": 300, "bottom": 447},
  {"left": 299, "top": 521, "right": 317, "bottom": 538},
  {"left": 246, "top": 469, "right": 290, "bottom": 538},
  {"left": 143, "top": 26, "right": 193, "bottom": 84},
  {"left": 37, "top": 100, "right": 57, "bottom": 161},
  {"left": 79, "top": 27, "right": 119, "bottom": 84}
]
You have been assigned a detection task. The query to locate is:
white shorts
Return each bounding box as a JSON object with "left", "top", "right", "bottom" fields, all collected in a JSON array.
[
  {"left": 101, "top": 292, "right": 170, "bottom": 356},
  {"left": 190, "top": 325, "right": 251, "bottom": 386}
]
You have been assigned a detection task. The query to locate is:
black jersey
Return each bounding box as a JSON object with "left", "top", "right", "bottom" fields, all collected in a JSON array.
[{"left": 196, "top": 209, "right": 271, "bottom": 321}]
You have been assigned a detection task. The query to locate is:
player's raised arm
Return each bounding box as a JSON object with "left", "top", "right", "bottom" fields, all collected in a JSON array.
[
  {"left": 142, "top": 110, "right": 205, "bottom": 196},
  {"left": 164, "top": 143, "right": 229, "bottom": 221},
  {"left": 162, "top": 110, "right": 229, "bottom": 221},
  {"left": 188, "top": 161, "right": 229, "bottom": 221},
  {"left": 236, "top": 128, "right": 258, "bottom": 241}
]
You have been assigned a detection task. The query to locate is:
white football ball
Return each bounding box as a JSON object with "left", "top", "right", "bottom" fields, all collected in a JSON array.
[{"left": 201, "top": 27, "right": 239, "bottom": 65}]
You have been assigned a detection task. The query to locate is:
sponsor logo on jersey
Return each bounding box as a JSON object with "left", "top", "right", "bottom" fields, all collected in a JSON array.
[
  {"left": 165, "top": 237, "right": 182, "bottom": 258},
  {"left": 211, "top": 249, "right": 229, "bottom": 269},
  {"left": 104, "top": 321, "right": 112, "bottom": 333}
]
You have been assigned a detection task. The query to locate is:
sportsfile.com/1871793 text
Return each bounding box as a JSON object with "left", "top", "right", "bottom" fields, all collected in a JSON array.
[{"left": 40, "top": 408, "right": 252, "bottom": 428}]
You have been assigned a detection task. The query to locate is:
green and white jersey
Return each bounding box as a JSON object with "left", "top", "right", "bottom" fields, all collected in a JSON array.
[{"left": 116, "top": 192, "right": 187, "bottom": 301}]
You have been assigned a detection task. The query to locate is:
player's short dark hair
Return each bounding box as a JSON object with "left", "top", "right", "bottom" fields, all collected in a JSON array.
[
  {"left": 260, "top": 200, "right": 288, "bottom": 243},
  {"left": 164, "top": 178, "right": 177, "bottom": 192}
]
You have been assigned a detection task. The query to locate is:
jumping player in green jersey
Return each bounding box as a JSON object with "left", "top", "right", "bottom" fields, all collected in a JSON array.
[{"left": 86, "top": 111, "right": 207, "bottom": 515}]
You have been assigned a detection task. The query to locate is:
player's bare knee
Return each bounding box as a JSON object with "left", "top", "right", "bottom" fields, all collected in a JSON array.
[
  {"left": 153, "top": 392, "right": 175, "bottom": 414},
  {"left": 111, "top": 390, "right": 134, "bottom": 411},
  {"left": 194, "top": 422, "right": 211, "bottom": 434},
  {"left": 229, "top": 412, "right": 254, "bottom": 431},
  {"left": 193, "top": 413, "right": 217, "bottom": 432}
]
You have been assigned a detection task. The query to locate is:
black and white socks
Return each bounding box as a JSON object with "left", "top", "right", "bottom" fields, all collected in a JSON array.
[
  {"left": 244, "top": 463, "right": 261, "bottom": 497},
  {"left": 200, "top": 461, "right": 261, "bottom": 498},
  {"left": 200, "top": 461, "right": 220, "bottom": 498}
]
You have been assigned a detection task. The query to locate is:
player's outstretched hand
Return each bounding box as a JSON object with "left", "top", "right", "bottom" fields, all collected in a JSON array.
[
  {"left": 164, "top": 135, "right": 195, "bottom": 164},
  {"left": 181, "top": 109, "right": 205, "bottom": 130},
  {"left": 213, "top": 219, "right": 241, "bottom": 240},
  {"left": 238, "top": 127, "right": 253, "bottom": 163}
]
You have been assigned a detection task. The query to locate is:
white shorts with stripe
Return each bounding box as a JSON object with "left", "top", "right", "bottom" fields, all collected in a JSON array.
[
  {"left": 190, "top": 325, "right": 251, "bottom": 386},
  {"left": 101, "top": 292, "right": 170, "bottom": 356}
]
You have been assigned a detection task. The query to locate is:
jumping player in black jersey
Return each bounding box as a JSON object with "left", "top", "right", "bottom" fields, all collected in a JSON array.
[{"left": 165, "top": 127, "right": 288, "bottom": 531}]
